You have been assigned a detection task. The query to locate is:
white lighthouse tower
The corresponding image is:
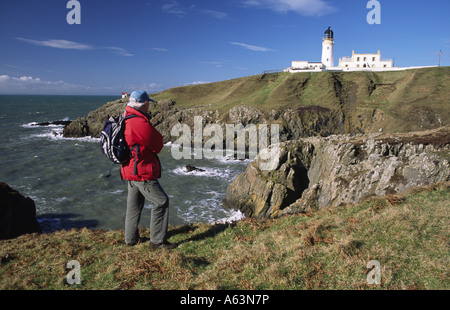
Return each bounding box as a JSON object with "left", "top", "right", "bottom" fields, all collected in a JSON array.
[{"left": 321, "top": 27, "right": 334, "bottom": 68}]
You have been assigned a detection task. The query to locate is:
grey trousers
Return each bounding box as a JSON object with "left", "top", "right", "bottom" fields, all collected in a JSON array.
[{"left": 125, "top": 180, "right": 169, "bottom": 245}]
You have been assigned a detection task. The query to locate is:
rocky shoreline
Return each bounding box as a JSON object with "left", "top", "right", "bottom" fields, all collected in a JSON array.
[
  {"left": 62, "top": 98, "right": 352, "bottom": 145},
  {"left": 61, "top": 98, "right": 449, "bottom": 220},
  {"left": 223, "top": 126, "right": 450, "bottom": 218},
  {"left": 2, "top": 127, "right": 449, "bottom": 239},
  {"left": 54, "top": 69, "right": 450, "bottom": 221}
]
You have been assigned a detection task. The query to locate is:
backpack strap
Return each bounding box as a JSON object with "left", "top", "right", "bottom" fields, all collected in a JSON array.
[{"left": 123, "top": 114, "right": 139, "bottom": 121}]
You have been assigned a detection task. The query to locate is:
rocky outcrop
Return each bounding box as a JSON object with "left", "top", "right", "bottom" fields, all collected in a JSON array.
[
  {"left": 63, "top": 99, "right": 355, "bottom": 146},
  {"left": 63, "top": 98, "right": 129, "bottom": 138},
  {"left": 0, "top": 183, "right": 42, "bottom": 239},
  {"left": 63, "top": 98, "right": 222, "bottom": 143},
  {"left": 223, "top": 126, "right": 450, "bottom": 218}
]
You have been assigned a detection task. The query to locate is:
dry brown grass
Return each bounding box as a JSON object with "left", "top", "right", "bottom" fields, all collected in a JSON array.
[{"left": 1, "top": 182, "right": 448, "bottom": 290}]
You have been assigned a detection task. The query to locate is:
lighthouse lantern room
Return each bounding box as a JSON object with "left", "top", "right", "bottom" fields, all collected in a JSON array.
[{"left": 321, "top": 26, "right": 335, "bottom": 69}]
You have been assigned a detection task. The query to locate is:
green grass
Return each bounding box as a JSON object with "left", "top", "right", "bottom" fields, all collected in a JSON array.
[
  {"left": 1, "top": 182, "right": 448, "bottom": 290},
  {"left": 64, "top": 67, "right": 449, "bottom": 140},
  {"left": 146, "top": 67, "right": 450, "bottom": 135},
  {"left": 151, "top": 67, "right": 449, "bottom": 108}
]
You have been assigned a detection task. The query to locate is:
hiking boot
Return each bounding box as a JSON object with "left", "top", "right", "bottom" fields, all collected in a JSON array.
[{"left": 150, "top": 241, "right": 177, "bottom": 250}]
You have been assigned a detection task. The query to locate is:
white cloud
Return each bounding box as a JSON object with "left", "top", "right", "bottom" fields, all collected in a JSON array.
[
  {"left": 16, "top": 37, "right": 93, "bottom": 50},
  {"left": 161, "top": 2, "right": 228, "bottom": 19},
  {"left": 0, "top": 74, "right": 79, "bottom": 94},
  {"left": 200, "top": 61, "right": 224, "bottom": 68},
  {"left": 16, "top": 38, "right": 133, "bottom": 57},
  {"left": 0, "top": 73, "right": 170, "bottom": 95},
  {"left": 231, "top": 42, "right": 274, "bottom": 52},
  {"left": 104, "top": 47, "right": 134, "bottom": 57},
  {"left": 0, "top": 75, "right": 11, "bottom": 82},
  {"left": 241, "top": 0, "right": 337, "bottom": 16},
  {"left": 123, "top": 82, "right": 164, "bottom": 94},
  {"left": 161, "top": 1, "right": 188, "bottom": 16},
  {"left": 199, "top": 9, "right": 228, "bottom": 19},
  {"left": 0, "top": 74, "right": 127, "bottom": 95},
  {"left": 149, "top": 47, "right": 169, "bottom": 52}
]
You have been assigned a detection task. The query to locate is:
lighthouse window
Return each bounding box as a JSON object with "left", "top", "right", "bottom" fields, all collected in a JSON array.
[
  {"left": 364, "top": 57, "right": 367, "bottom": 61},
  {"left": 372, "top": 57, "right": 376, "bottom": 61},
  {"left": 327, "top": 47, "right": 330, "bottom": 50},
  {"left": 357, "top": 57, "right": 360, "bottom": 61}
]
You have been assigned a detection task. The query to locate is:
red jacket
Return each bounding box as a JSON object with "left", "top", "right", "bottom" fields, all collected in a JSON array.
[{"left": 120, "top": 106, "right": 163, "bottom": 181}]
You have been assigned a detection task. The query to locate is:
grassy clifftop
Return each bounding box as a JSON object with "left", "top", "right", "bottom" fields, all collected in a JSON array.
[
  {"left": 151, "top": 67, "right": 449, "bottom": 132},
  {"left": 1, "top": 182, "right": 448, "bottom": 290},
  {"left": 64, "top": 67, "right": 449, "bottom": 139}
]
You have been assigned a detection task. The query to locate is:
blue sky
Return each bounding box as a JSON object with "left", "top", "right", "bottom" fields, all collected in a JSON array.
[{"left": 0, "top": 0, "right": 449, "bottom": 95}]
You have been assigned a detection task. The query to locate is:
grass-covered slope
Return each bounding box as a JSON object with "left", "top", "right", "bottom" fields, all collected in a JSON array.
[
  {"left": 152, "top": 67, "right": 449, "bottom": 130},
  {"left": 1, "top": 182, "right": 448, "bottom": 290},
  {"left": 63, "top": 67, "right": 449, "bottom": 139},
  {"left": 153, "top": 67, "right": 450, "bottom": 112}
]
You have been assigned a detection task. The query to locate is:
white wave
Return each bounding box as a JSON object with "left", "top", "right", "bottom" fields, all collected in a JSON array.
[
  {"left": 181, "top": 203, "right": 245, "bottom": 225},
  {"left": 215, "top": 154, "right": 252, "bottom": 165},
  {"left": 212, "top": 210, "right": 245, "bottom": 224},
  {"left": 164, "top": 141, "right": 181, "bottom": 147},
  {"left": 109, "top": 189, "right": 124, "bottom": 195},
  {"left": 171, "top": 165, "right": 233, "bottom": 179},
  {"left": 21, "top": 121, "right": 68, "bottom": 128},
  {"left": 27, "top": 129, "right": 99, "bottom": 143},
  {"left": 30, "top": 129, "right": 62, "bottom": 137},
  {"left": 22, "top": 118, "right": 99, "bottom": 143},
  {"left": 63, "top": 135, "right": 100, "bottom": 143},
  {"left": 174, "top": 189, "right": 245, "bottom": 225},
  {"left": 21, "top": 122, "right": 40, "bottom": 128},
  {"left": 22, "top": 122, "right": 65, "bottom": 129}
]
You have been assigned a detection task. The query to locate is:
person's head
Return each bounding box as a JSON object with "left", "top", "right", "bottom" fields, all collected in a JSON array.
[{"left": 128, "top": 90, "right": 155, "bottom": 112}]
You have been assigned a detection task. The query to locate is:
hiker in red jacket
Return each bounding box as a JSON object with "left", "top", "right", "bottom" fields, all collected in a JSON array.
[{"left": 121, "top": 90, "right": 175, "bottom": 249}]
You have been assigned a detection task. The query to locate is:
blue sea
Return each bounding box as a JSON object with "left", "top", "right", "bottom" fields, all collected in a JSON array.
[{"left": 0, "top": 95, "right": 247, "bottom": 232}]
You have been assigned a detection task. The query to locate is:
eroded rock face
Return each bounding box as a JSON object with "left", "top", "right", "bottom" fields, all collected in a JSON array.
[
  {"left": 223, "top": 126, "right": 450, "bottom": 218},
  {"left": 222, "top": 140, "right": 314, "bottom": 218},
  {"left": 0, "top": 183, "right": 42, "bottom": 240}
]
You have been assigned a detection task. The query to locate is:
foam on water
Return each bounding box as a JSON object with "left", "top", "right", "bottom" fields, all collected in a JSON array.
[
  {"left": 22, "top": 120, "right": 100, "bottom": 143},
  {"left": 213, "top": 210, "right": 245, "bottom": 224},
  {"left": 172, "top": 165, "right": 234, "bottom": 179}
]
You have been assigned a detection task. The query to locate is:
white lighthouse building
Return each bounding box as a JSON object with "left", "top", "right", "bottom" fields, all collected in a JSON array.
[
  {"left": 284, "top": 27, "right": 428, "bottom": 73},
  {"left": 321, "top": 27, "right": 334, "bottom": 69}
]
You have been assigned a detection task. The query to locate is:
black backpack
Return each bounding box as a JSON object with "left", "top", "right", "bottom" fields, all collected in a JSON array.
[{"left": 100, "top": 114, "right": 139, "bottom": 177}]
